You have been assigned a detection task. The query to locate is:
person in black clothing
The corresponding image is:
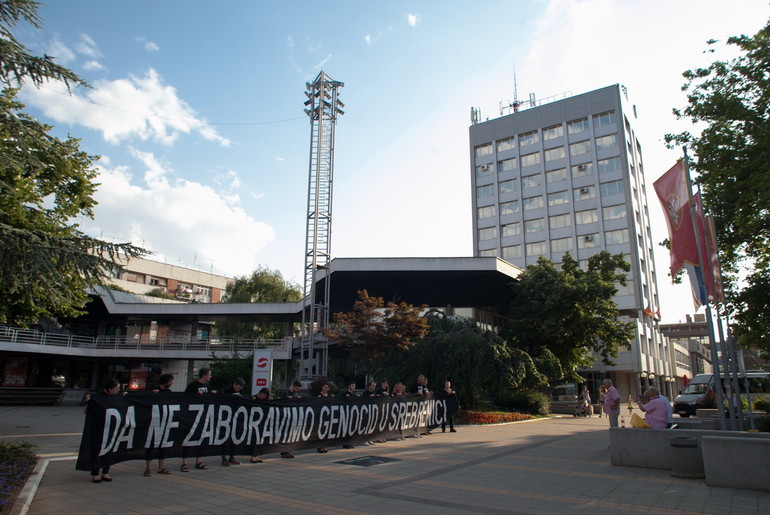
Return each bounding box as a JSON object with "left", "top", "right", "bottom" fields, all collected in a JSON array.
[
  {"left": 411, "top": 374, "right": 430, "bottom": 395},
  {"left": 88, "top": 379, "right": 123, "bottom": 483},
  {"left": 362, "top": 380, "right": 377, "bottom": 396},
  {"left": 316, "top": 382, "right": 334, "bottom": 453},
  {"left": 144, "top": 373, "right": 175, "bottom": 477},
  {"left": 279, "top": 380, "right": 302, "bottom": 458},
  {"left": 181, "top": 367, "right": 215, "bottom": 471},
  {"left": 440, "top": 380, "right": 457, "bottom": 433},
  {"left": 340, "top": 380, "right": 357, "bottom": 448},
  {"left": 221, "top": 378, "right": 245, "bottom": 466},
  {"left": 376, "top": 379, "right": 390, "bottom": 396},
  {"left": 250, "top": 387, "right": 272, "bottom": 463}
]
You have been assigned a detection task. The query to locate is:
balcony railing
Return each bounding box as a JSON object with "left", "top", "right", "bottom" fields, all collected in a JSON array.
[{"left": 0, "top": 324, "right": 290, "bottom": 353}]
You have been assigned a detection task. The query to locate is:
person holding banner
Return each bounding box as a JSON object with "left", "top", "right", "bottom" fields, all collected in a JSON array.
[
  {"left": 341, "top": 380, "right": 357, "bottom": 448},
  {"left": 89, "top": 379, "right": 122, "bottom": 483},
  {"left": 316, "top": 382, "right": 334, "bottom": 453},
  {"left": 181, "top": 368, "right": 215, "bottom": 471},
  {"left": 221, "top": 378, "right": 245, "bottom": 466},
  {"left": 440, "top": 380, "right": 458, "bottom": 433},
  {"left": 250, "top": 387, "right": 272, "bottom": 463},
  {"left": 144, "top": 373, "right": 174, "bottom": 477},
  {"left": 376, "top": 379, "right": 390, "bottom": 396},
  {"left": 279, "top": 380, "right": 302, "bottom": 458}
]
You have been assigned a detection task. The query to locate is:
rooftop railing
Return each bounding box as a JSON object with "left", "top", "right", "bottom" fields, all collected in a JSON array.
[{"left": 0, "top": 324, "right": 291, "bottom": 353}]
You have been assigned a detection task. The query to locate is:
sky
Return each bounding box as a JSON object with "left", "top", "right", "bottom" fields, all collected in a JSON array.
[{"left": 14, "top": 0, "right": 770, "bottom": 324}]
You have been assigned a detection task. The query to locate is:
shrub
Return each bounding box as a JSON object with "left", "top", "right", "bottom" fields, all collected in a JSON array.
[
  {"left": 752, "top": 396, "right": 770, "bottom": 412},
  {"left": 456, "top": 409, "right": 532, "bottom": 425},
  {"left": 494, "top": 391, "right": 551, "bottom": 416},
  {"left": 0, "top": 439, "right": 38, "bottom": 511}
]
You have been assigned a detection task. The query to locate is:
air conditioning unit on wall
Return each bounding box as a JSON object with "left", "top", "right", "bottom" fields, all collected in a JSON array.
[{"left": 584, "top": 235, "right": 594, "bottom": 241}]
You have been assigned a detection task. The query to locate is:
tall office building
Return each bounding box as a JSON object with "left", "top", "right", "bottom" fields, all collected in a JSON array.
[{"left": 469, "top": 84, "right": 674, "bottom": 398}]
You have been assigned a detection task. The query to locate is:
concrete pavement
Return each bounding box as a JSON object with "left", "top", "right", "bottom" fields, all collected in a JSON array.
[{"left": 2, "top": 405, "right": 768, "bottom": 514}]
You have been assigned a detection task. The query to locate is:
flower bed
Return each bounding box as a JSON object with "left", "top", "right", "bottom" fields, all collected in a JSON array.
[
  {"left": 457, "top": 409, "right": 532, "bottom": 425},
  {"left": 0, "top": 440, "right": 37, "bottom": 513}
]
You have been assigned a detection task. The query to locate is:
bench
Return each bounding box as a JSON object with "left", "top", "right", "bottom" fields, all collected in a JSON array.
[
  {"left": 0, "top": 387, "right": 64, "bottom": 406},
  {"left": 701, "top": 436, "right": 770, "bottom": 492},
  {"left": 609, "top": 427, "right": 770, "bottom": 470}
]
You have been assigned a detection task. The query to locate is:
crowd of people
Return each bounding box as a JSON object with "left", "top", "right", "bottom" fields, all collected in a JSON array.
[{"left": 85, "top": 369, "right": 459, "bottom": 483}]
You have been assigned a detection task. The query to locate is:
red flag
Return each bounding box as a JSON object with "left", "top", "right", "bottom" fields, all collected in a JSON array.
[
  {"left": 644, "top": 304, "right": 654, "bottom": 318},
  {"left": 693, "top": 194, "right": 724, "bottom": 303},
  {"left": 653, "top": 161, "right": 698, "bottom": 275}
]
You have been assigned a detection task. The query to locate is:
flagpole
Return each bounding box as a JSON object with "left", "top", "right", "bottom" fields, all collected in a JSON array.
[{"left": 683, "top": 148, "right": 727, "bottom": 430}]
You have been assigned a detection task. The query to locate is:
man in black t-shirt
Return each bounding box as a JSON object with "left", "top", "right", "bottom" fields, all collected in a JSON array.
[{"left": 182, "top": 367, "right": 215, "bottom": 471}]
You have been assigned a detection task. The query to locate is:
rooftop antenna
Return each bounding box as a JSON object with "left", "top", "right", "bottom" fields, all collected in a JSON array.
[{"left": 499, "top": 63, "right": 536, "bottom": 116}]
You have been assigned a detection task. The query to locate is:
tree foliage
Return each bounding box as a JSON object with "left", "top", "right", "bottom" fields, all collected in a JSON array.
[
  {"left": 0, "top": 0, "right": 87, "bottom": 90},
  {"left": 381, "top": 313, "right": 547, "bottom": 408},
  {"left": 322, "top": 290, "right": 429, "bottom": 374},
  {"left": 666, "top": 20, "right": 770, "bottom": 355},
  {"left": 503, "top": 251, "right": 635, "bottom": 382},
  {"left": 217, "top": 266, "right": 302, "bottom": 339},
  {"left": 0, "top": 0, "right": 143, "bottom": 325}
]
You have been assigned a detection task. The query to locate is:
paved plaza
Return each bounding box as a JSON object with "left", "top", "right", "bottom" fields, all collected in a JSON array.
[{"left": 2, "top": 405, "right": 768, "bottom": 514}]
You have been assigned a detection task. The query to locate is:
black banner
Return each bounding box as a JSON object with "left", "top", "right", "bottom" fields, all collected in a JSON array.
[{"left": 76, "top": 392, "right": 459, "bottom": 471}]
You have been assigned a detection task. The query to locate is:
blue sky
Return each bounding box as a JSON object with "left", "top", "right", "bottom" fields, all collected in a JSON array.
[{"left": 16, "top": 0, "right": 770, "bottom": 323}]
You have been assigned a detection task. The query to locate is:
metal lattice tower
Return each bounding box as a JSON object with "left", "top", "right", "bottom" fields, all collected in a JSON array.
[{"left": 300, "top": 71, "right": 344, "bottom": 379}]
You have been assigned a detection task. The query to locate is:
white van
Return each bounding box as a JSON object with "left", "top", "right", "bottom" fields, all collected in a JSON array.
[{"left": 673, "top": 371, "right": 769, "bottom": 417}]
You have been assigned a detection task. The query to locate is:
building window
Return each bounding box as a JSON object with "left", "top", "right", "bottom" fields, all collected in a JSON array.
[
  {"left": 575, "top": 209, "right": 598, "bottom": 225},
  {"left": 523, "top": 196, "right": 544, "bottom": 211},
  {"left": 475, "top": 143, "right": 493, "bottom": 157},
  {"left": 551, "top": 237, "right": 573, "bottom": 253},
  {"left": 603, "top": 204, "right": 627, "bottom": 221},
  {"left": 522, "top": 174, "right": 541, "bottom": 189},
  {"left": 549, "top": 213, "right": 572, "bottom": 229},
  {"left": 547, "top": 190, "right": 569, "bottom": 207},
  {"left": 593, "top": 110, "right": 616, "bottom": 129},
  {"left": 478, "top": 226, "right": 498, "bottom": 241},
  {"left": 502, "top": 222, "right": 521, "bottom": 237},
  {"left": 499, "top": 179, "right": 517, "bottom": 194},
  {"left": 544, "top": 146, "right": 566, "bottom": 162},
  {"left": 600, "top": 180, "right": 624, "bottom": 197},
  {"left": 521, "top": 152, "right": 541, "bottom": 167},
  {"left": 567, "top": 118, "right": 589, "bottom": 134},
  {"left": 476, "top": 163, "right": 493, "bottom": 178},
  {"left": 569, "top": 140, "right": 591, "bottom": 156},
  {"left": 577, "top": 234, "right": 598, "bottom": 249},
  {"left": 595, "top": 134, "right": 618, "bottom": 151},
  {"left": 500, "top": 200, "right": 520, "bottom": 215},
  {"left": 502, "top": 245, "right": 521, "bottom": 260},
  {"left": 525, "top": 218, "right": 545, "bottom": 233},
  {"left": 543, "top": 124, "right": 564, "bottom": 140},
  {"left": 573, "top": 185, "right": 596, "bottom": 201},
  {"left": 479, "top": 248, "right": 497, "bottom": 257},
  {"left": 476, "top": 184, "right": 494, "bottom": 198},
  {"left": 496, "top": 137, "right": 515, "bottom": 153},
  {"left": 598, "top": 156, "right": 621, "bottom": 173},
  {"left": 546, "top": 168, "right": 567, "bottom": 183},
  {"left": 519, "top": 130, "right": 539, "bottom": 146},
  {"left": 526, "top": 241, "right": 547, "bottom": 257},
  {"left": 477, "top": 205, "right": 497, "bottom": 219},
  {"left": 605, "top": 229, "right": 630, "bottom": 245},
  {"left": 497, "top": 158, "right": 516, "bottom": 173},
  {"left": 571, "top": 162, "right": 594, "bottom": 178}
]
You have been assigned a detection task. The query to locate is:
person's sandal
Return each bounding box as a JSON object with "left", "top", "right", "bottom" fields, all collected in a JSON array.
[
  {"left": 250, "top": 457, "right": 263, "bottom": 463},
  {"left": 180, "top": 464, "right": 189, "bottom": 472},
  {"left": 194, "top": 462, "right": 208, "bottom": 470},
  {"left": 281, "top": 452, "right": 294, "bottom": 459},
  {"left": 143, "top": 469, "right": 151, "bottom": 477},
  {"left": 157, "top": 468, "right": 171, "bottom": 474}
]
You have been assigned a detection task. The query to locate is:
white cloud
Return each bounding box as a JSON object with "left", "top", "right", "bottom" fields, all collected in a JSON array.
[
  {"left": 76, "top": 33, "right": 101, "bottom": 58},
  {"left": 46, "top": 35, "right": 76, "bottom": 64},
  {"left": 314, "top": 54, "right": 332, "bottom": 70},
  {"left": 82, "top": 60, "right": 104, "bottom": 71},
  {"left": 136, "top": 36, "right": 160, "bottom": 52},
  {"left": 364, "top": 34, "right": 372, "bottom": 45},
  {"left": 287, "top": 36, "right": 294, "bottom": 48},
  {"left": 274, "top": 156, "right": 285, "bottom": 162},
  {"left": 79, "top": 153, "right": 274, "bottom": 276},
  {"left": 406, "top": 14, "right": 420, "bottom": 27},
  {"left": 21, "top": 69, "right": 231, "bottom": 146}
]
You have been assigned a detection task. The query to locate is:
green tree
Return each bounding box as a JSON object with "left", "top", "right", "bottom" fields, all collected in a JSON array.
[
  {"left": 0, "top": 0, "right": 143, "bottom": 325},
  {"left": 323, "top": 290, "right": 430, "bottom": 376},
  {"left": 217, "top": 266, "right": 302, "bottom": 339},
  {"left": 503, "top": 251, "right": 635, "bottom": 382},
  {"left": 666, "top": 20, "right": 770, "bottom": 356},
  {"left": 382, "top": 313, "right": 547, "bottom": 408}
]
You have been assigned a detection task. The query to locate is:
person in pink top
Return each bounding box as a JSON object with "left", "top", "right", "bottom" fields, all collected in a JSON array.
[
  {"left": 636, "top": 386, "right": 670, "bottom": 429},
  {"left": 602, "top": 378, "right": 620, "bottom": 427}
]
